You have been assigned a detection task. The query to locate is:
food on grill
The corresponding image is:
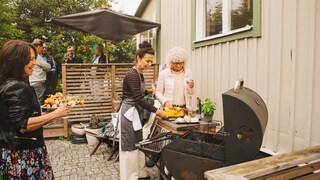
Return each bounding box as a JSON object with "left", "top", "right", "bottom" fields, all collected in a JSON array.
[
  {"left": 43, "top": 92, "right": 84, "bottom": 108},
  {"left": 164, "top": 107, "right": 184, "bottom": 117}
]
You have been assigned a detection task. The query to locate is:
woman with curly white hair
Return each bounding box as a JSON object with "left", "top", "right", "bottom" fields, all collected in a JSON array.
[{"left": 155, "top": 47, "right": 194, "bottom": 108}]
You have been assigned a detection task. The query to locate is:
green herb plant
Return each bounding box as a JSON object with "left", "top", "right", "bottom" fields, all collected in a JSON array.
[{"left": 201, "top": 98, "right": 216, "bottom": 116}]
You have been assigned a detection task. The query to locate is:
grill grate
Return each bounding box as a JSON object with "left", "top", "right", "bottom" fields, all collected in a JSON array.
[
  {"left": 164, "top": 128, "right": 229, "bottom": 161},
  {"left": 136, "top": 132, "right": 179, "bottom": 156}
]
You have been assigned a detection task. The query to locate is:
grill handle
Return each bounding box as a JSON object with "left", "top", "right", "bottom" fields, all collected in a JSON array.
[{"left": 233, "top": 78, "right": 244, "bottom": 93}]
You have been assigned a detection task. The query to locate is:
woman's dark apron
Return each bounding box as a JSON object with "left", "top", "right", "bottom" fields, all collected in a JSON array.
[{"left": 120, "top": 70, "right": 145, "bottom": 151}]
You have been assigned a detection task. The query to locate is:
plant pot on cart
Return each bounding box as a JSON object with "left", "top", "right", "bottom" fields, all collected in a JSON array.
[
  {"left": 201, "top": 98, "right": 216, "bottom": 123},
  {"left": 85, "top": 115, "right": 104, "bottom": 146},
  {"left": 85, "top": 127, "right": 103, "bottom": 146}
]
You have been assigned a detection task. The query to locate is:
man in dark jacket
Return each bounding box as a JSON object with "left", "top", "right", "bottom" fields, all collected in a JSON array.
[
  {"left": 65, "top": 46, "right": 83, "bottom": 63},
  {"left": 91, "top": 44, "right": 107, "bottom": 64},
  {"left": 42, "top": 43, "right": 56, "bottom": 95}
]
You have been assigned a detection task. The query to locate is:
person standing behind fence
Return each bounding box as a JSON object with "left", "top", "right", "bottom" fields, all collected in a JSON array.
[
  {"left": 42, "top": 43, "right": 56, "bottom": 95},
  {"left": 91, "top": 44, "right": 107, "bottom": 64},
  {"left": 119, "top": 41, "right": 167, "bottom": 180},
  {"left": 0, "top": 39, "right": 68, "bottom": 179},
  {"left": 29, "top": 39, "right": 51, "bottom": 105},
  {"left": 90, "top": 44, "right": 107, "bottom": 98},
  {"left": 65, "top": 46, "right": 83, "bottom": 63}
]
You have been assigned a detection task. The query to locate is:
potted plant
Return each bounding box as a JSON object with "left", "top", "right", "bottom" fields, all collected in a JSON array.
[
  {"left": 201, "top": 98, "right": 216, "bottom": 122},
  {"left": 85, "top": 115, "right": 105, "bottom": 146}
]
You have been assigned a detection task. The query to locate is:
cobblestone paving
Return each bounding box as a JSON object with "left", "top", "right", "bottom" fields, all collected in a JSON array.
[{"left": 45, "top": 138, "right": 160, "bottom": 180}]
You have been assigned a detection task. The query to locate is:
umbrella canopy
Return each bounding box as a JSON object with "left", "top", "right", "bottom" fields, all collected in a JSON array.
[{"left": 47, "top": 8, "right": 160, "bottom": 43}]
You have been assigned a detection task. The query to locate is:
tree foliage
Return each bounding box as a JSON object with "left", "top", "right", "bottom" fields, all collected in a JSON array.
[
  {"left": 0, "top": 0, "right": 24, "bottom": 45},
  {"left": 1, "top": 0, "right": 136, "bottom": 91},
  {"left": 1, "top": 0, "right": 135, "bottom": 63},
  {"left": 108, "top": 38, "right": 136, "bottom": 63}
]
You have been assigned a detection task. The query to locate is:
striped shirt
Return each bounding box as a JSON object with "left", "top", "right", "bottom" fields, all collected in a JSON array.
[{"left": 122, "top": 68, "right": 157, "bottom": 113}]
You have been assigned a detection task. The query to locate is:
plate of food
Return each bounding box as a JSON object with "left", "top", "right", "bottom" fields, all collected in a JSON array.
[
  {"left": 42, "top": 92, "right": 85, "bottom": 111},
  {"left": 164, "top": 107, "right": 185, "bottom": 117},
  {"left": 175, "top": 121, "right": 199, "bottom": 124},
  {"left": 175, "top": 115, "right": 199, "bottom": 124}
]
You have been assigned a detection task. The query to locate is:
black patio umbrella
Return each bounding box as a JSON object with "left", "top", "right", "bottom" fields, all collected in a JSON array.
[{"left": 47, "top": 8, "right": 160, "bottom": 43}]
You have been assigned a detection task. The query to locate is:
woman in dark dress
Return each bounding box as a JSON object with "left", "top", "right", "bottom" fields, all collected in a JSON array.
[
  {"left": 0, "top": 40, "right": 68, "bottom": 179},
  {"left": 119, "top": 41, "right": 167, "bottom": 180}
]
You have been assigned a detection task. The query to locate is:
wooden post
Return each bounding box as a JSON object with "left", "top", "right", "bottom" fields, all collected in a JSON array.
[
  {"left": 111, "top": 65, "right": 116, "bottom": 99},
  {"left": 63, "top": 117, "right": 68, "bottom": 138},
  {"left": 154, "top": 64, "right": 159, "bottom": 82},
  {"left": 111, "top": 65, "right": 116, "bottom": 111},
  {"left": 62, "top": 64, "right": 67, "bottom": 94}
]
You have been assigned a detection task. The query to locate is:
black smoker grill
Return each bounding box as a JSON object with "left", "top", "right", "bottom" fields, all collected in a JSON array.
[{"left": 139, "top": 79, "right": 268, "bottom": 179}]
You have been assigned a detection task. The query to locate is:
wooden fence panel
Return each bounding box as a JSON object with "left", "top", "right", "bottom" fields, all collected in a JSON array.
[{"left": 62, "top": 63, "right": 159, "bottom": 123}]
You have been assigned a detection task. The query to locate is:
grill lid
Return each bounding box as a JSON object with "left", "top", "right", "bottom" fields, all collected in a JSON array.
[{"left": 223, "top": 79, "right": 268, "bottom": 165}]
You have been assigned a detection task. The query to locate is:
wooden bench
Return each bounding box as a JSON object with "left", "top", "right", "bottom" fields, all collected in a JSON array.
[{"left": 205, "top": 145, "right": 320, "bottom": 180}]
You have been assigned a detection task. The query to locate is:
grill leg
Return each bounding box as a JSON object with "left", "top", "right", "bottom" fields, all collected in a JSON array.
[
  {"left": 146, "top": 154, "right": 160, "bottom": 168},
  {"left": 159, "top": 157, "right": 171, "bottom": 180}
]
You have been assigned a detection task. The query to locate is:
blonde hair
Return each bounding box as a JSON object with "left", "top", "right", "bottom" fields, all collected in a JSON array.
[{"left": 165, "top": 47, "right": 188, "bottom": 67}]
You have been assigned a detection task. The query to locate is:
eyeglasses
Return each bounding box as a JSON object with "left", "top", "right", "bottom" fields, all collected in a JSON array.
[
  {"left": 172, "top": 61, "right": 184, "bottom": 65},
  {"left": 67, "top": 50, "right": 75, "bottom": 52}
]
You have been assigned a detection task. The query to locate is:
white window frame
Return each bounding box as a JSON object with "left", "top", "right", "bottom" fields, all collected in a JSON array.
[
  {"left": 136, "top": 30, "right": 154, "bottom": 49},
  {"left": 195, "top": 0, "right": 253, "bottom": 43}
]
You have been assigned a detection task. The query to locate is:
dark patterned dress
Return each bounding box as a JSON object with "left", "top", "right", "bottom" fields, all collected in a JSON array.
[
  {"left": 0, "top": 79, "right": 54, "bottom": 179},
  {"left": 0, "top": 146, "right": 53, "bottom": 179}
]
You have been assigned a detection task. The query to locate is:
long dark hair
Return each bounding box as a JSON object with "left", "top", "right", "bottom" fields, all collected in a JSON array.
[
  {"left": 135, "top": 41, "right": 154, "bottom": 64},
  {"left": 0, "top": 40, "right": 37, "bottom": 83}
]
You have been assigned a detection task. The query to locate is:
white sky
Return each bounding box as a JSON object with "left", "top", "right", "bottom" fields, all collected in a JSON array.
[{"left": 111, "top": 0, "right": 142, "bottom": 15}]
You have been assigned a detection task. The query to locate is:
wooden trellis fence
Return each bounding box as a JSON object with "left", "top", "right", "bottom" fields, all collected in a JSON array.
[{"left": 61, "top": 63, "right": 159, "bottom": 123}]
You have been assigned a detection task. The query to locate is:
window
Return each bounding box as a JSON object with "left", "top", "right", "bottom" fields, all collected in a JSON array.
[
  {"left": 230, "top": 0, "right": 253, "bottom": 30},
  {"left": 136, "top": 28, "right": 158, "bottom": 61},
  {"left": 137, "top": 30, "right": 154, "bottom": 48},
  {"left": 206, "top": 0, "right": 222, "bottom": 36},
  {"left": 193, "top": 0, "right": 260, "bottom": 47}
]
